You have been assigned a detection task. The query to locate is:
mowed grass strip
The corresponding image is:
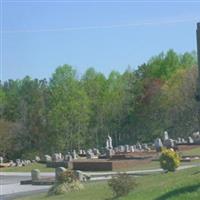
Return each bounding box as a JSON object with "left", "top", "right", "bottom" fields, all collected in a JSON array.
[
  {"left": 181, "top": 146, "right": 200, "bottom": 156},
  {"left": 17, "top": 167, "right": 200, "bottom": 200},
  {"left": 0, "top": 163, "right": 54, "bottom": 173}
]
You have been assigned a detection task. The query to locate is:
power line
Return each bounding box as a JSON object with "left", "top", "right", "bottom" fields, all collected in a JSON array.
[
  {"left": 4, "top": 17, "right": 200, "bottom": 33},
  {"left": 4, "top": 1, "right": 200, "bottom": 3}
]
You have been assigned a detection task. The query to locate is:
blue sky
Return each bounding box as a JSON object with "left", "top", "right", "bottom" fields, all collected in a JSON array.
[{"left": 1, "top": 0, "right": 200, "bottom": 81}]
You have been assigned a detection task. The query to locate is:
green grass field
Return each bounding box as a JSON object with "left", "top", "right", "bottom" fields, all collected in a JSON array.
[
  {"left": 17, "top": 167, "right": 200, "bottom": 200},
  {"left": 181, "top": 146, "right": 200, "bottom": 156}
]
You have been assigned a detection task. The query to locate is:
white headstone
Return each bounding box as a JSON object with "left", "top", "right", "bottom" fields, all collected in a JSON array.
[
  {"left": 163, "top": 131, "right": 169, "bottom": 141},
  {"left": 31, "top": 169, "right": 40, "bottom": 181},
  {"left": 55, "top": 167, "right": 66, "bottom": 180}
]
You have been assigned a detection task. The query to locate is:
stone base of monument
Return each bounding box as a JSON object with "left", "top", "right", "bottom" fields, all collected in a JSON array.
[
  {"left": 21, "top": 177, "right": 55, "bottom": 185},
  {"left": 181, "top": 155, "right": 200, "bottom": 162},
  {"left": 46, "top": 161, "right": 72, "bottom": 169},
  {"left": 111, "top": 151, "right": 156, "bottom": 160},
  {"left": 0, "top": 163, "right": 11, "bottom": 168},
  {"left": 73, "top": 158, "right": 154, "bottom": 171}
]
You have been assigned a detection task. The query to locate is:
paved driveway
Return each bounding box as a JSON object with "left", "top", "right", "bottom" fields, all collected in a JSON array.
[{"left": 0, "top": 173, "right": 53, "bottom": 200}]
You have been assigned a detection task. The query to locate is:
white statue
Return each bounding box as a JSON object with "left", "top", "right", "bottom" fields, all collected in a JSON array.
[
  {"left": 163, "top": 131, "right": 169, "bottom": 141},
  {"left": 106, "top": 135, "right": 113, "bottom": 149}
]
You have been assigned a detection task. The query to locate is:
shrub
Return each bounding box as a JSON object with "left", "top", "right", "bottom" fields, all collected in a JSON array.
[
  {"left": 160, "top": 148, "right": 180, "bottom": 172},
  {"left": 48, "top": 170, "right": 84, "bottom": 196},
  {"left": 57, "top": 170, "right": 77, "bottom": 183},
  {"left": 108, "top": 173, "right": 137, "bottom": 198}
]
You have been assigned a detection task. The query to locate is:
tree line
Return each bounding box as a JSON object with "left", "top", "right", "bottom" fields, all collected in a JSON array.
[{"left": 0, "top": 49, "right": 198, "bottom": 159}]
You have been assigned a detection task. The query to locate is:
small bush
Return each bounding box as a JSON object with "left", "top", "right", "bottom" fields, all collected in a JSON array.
[
  {"left": 57, "top": 170, "right": 77, "bottom": 183},
  {"left": 108, "top": 173, "right": 137, "bottom": 198},
  {"left": 160, "top": 148, "right": 180, "bottom": 172},
  {"left": 48, "top": 170, "right": 84, "bottom": 196},
  {"left": 48, "top": 181, "right": 84, "bottom": 196}
]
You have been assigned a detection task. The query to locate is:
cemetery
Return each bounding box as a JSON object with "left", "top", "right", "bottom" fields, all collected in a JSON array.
[
  {"left": 1, "top": 131, "right": 200, "bottom": 173},
  {"left": 1, "top": 3, "right": 200, "bottom": 200},
  {"left": 1, "top": 132, "right": 199, "bottom": 191}
]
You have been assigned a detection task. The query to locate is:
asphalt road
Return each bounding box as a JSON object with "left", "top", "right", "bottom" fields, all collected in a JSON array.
[
  {"left": 0, "top": 175, "right": 51, "bottom": 200},
  {"left": 0, "top": 176, "right": 29, "bottom": 185}
]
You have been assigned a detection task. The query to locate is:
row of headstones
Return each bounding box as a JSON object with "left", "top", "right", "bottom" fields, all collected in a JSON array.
[
  {"left": 154, "top": 131, "right": 198, "bottom": 151},
  {"left": 154, "top": 137, "right": 194, "bottom": 151},
  {"left": 0, "top": 157, "right": 32, "bottom": 167},
  {"left": 36, "top": 152, "right": 77, "bottom": 163},
  {"left": 113, "top": 143, "right": 151, "bottom": 153},
  {"left": 175, "top": 137, "right": 194, "bottom": 144},
  {"left": 192, "top": 131, "right": 200, "bottom": 143},
  {"left": 36, "top": 148, "right": 103, "bottom": 162}
]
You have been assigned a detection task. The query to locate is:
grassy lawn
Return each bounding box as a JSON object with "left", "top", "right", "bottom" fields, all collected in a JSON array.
[
  {"left": 181, "top": 146, "right": 200, "bottom": 156},
  {"left": 17, "top": 167, "right": 200, "bottom": 200},
  {"left": 115, "top": 160, "right": 160, "bottom": 172},
  {"left": 0, "top": 163, "right": 55, "bottom": 173}
]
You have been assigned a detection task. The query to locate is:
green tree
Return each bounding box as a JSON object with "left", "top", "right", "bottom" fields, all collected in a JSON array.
[{"left": 48, "top": 65, "right": 90, "bottom": 151}]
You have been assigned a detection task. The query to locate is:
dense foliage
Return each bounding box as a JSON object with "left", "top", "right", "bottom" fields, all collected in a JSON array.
[
  {"left": 108, "top": 173, "right": 137, "bottom": 197},
  {"left": 0, "top": 50, "right": 198, "bottom": 159},
  {"left": 48, "top": 170, "right": 83, "bottom": 196},
  {"left": 160, "top": 149, "right": 181, "bottom": 172}
]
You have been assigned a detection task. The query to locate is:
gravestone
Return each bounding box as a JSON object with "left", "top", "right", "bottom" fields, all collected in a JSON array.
[
  {"left": 31, "top": 169, "right": 40, "bottom": 181},
  {"left": 44, "top": 155, "right": 52, "bottom": 162},
  {"left": 68, "top": 155, "right": 73, "bottom": 162},
  {"left": 136, "top": 142, "right": 142, "bottom": 150},
  {"left": 55, "top": 167, "right": 66, "bottom": 181},
  {"left": 188, "top": 137, "right": 194, "bottom": 144},
  {"left": 52, "top": 153, "right": 60, "bottom": 162},
  {"left": 35, "top": 156, "right": 40, "bottom": 162},
  {"left": 181, "top": 138, "right": 187, "bottom": 143},
  {"left": 0, "top": 157, "right": 3, "bottom": 164},
  {"left": 10, "top": 160, "right": 16, "bottom": 167},
  {"left": 86, "top": 150, "right": 95, "bottom": 159},
  {"left": 193, "top": 131, "right": 200, "bottom": 143},
  {"left": 93, "top": 148, "right": 100, "bottom": 156},
  {"left": 163, "top": 131, "right": 169, "bottom": 141},
  {"left": 16, "top": 159, "right": 22, "bottom": 167},
  {"left": 164, "top": 139, "right": 175, "bottom": 148},
  {"left": 125, "top": 145, "right": 130, "bottom": 153},
  {"left": 79, "top": 149, "right": 83, "bottom": 155},
  {"left": 154, "top": 138, "right": 163, "bottom": 152},
  {"left": 130, "top": 146, "right": 135, "bottom": 152},
  {"left": 106, "top": 135, "right": 113, "bottom": 149},
  {"left": 75, "top": 170, "right": 85, "bottom": 181},
  {"left": 142, "top": 143, "right": 150, "bottom": 151},
  {"left": 106, "top": 149, "right": 114, "bottom": 158},
  {"left": 177, "top": 137, "right": 181, "bottom": 144},
  {"left": 72, "top": 150, "right": 77, "bottom": 160},
  {"left": 119, "top": 145, "right": 125, "bottom": 153}
]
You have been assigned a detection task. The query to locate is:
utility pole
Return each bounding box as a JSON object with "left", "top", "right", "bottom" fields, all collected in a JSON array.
[
  {"left": 196, "top": 23, "right": 200, "bottom": 130},
  {"left": 197, "top": 23, "right": 200, "bottom": 79}
]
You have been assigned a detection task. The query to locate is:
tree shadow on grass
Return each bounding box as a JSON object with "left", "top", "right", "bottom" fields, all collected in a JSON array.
[{"left": 154, "top": 183, "right": 200, "bottom": 200}]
